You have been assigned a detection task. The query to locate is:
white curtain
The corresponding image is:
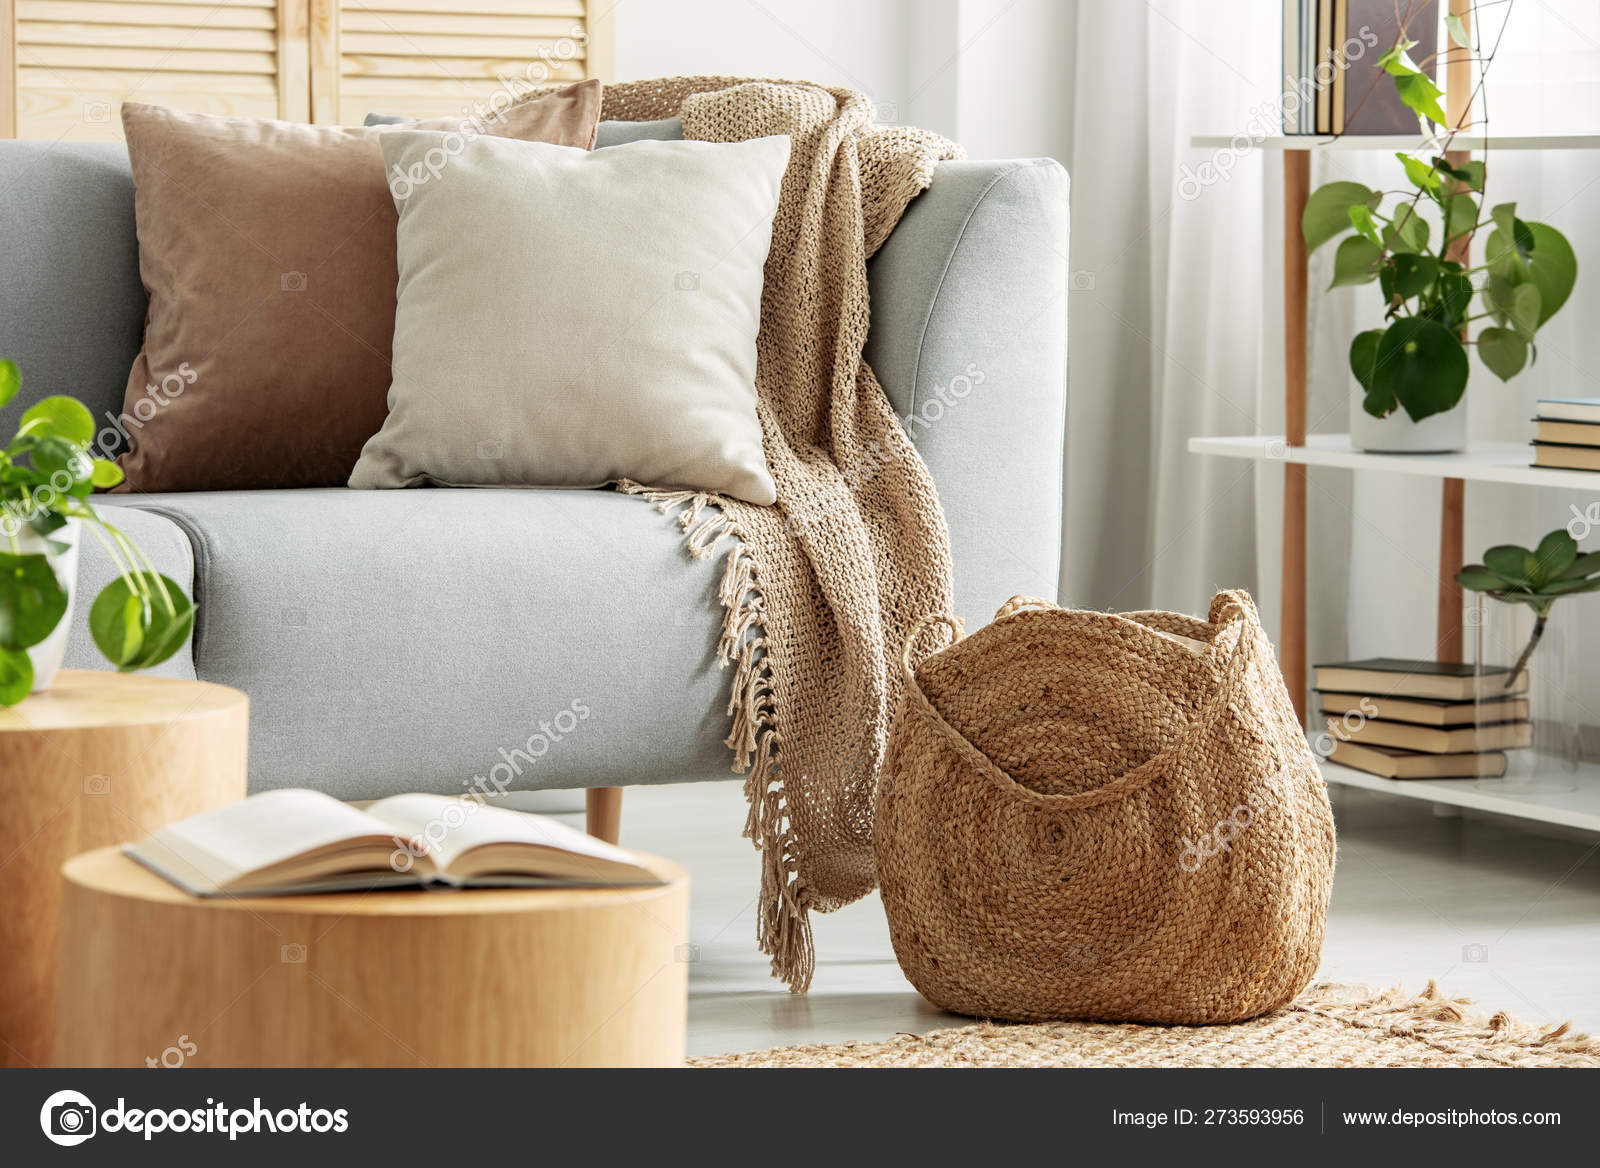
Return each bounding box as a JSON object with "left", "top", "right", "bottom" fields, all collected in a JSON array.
[{"left": 1064, "top": 0, "right": 1600, "bottom": 700}]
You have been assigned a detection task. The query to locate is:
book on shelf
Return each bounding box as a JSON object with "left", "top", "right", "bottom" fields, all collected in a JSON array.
[
  {"left": 1325, "top": 739, "right": 1508, "bottom": 779},
  {"left": 1312, "top": 658, "right": 1530, "bottom": 701},
  {"left": 1318, "top": 690, "right": 1529, "bottom": 727},
  {"left": 1316, "top": 0, "right": 1334, "bottom": 134},
  {"left": 124, "top": 789, "right": 663, "bottom": 897},
  {"left": 1325, "top": 715, "right": 1533, "bottom": 754},
  {"left": 1283, "top": 0, "right": 1438, "bottom": 135},
  {"left": 1533, "top": 442, "right": 1600, "bottom": 473},
  {"left": 1533, "top": 418, "right": 1600, "bottom": 448},
  {"left": 1536, "top": 397, "right": 1600, "bottom": 425}
]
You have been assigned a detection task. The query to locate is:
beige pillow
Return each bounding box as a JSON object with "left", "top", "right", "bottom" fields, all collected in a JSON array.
[
  {"left": 116, "top": 81, "right": 601, "bottom": 492},
  {"left": 348, "top": 132, "right": 788, "bottom": 505}
]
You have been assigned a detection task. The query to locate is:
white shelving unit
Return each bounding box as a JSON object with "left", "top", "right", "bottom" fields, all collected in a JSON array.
[
  {"left": 1192, "top": 133, "right": 1600, "bottom": 152},
  {"left": 1320, "top": 757, "right": 1600, "bottom": 834},
  {"left": 1196, "top": 432, "right": 1600, "bottom": 831},
  {"left": 1188, "top": 434, "right": 1600, "bottom": 492}
]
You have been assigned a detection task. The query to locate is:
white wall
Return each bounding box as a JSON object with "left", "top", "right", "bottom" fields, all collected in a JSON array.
[
  {"left": 610, "top": 0, "right": 911, "bottom": 115},
  {"left": 606, "top": 0, "right": 1073, "bottom": 164}
]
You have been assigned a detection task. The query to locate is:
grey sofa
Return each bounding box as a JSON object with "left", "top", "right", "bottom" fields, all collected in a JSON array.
[{"left": 0, "top": 120, "right": 1068, "bottom": 802}]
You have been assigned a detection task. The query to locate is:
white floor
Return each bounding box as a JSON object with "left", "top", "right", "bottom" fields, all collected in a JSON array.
[{"left": 541, "top": 778, "right": 1600, "bottom": 1059}]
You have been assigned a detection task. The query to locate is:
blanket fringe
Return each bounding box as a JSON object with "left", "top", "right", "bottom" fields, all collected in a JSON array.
[{"left": 618, "top": 481, "right": 816, "bottom": 992}]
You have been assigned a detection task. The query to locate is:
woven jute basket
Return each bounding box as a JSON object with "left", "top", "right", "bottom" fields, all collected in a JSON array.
[{"left": 875, "top": 590, "right": 1335, "bottom": 1024}]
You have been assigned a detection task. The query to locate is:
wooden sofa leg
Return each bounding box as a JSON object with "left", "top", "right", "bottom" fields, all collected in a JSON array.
[{"left": 586, "top": 787, "right": 623, "bottom": 844}]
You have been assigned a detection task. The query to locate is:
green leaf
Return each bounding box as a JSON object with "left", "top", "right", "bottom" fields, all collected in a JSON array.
[
  {"left": 1555, "top": 550, "right": 1600, "bottom": 581},
  {"left": 88, "top": 573, "right": 194, "bottom": 672},
  {"left": 1477, "top": 327, "right": 1528, "bottom": 381},
  {"left": 1456, "top": 568, "right": 1507, "bottom": 592},
  {"left": 1483, "top": 273, "right": 1514, "bottom": 325},
  {"left": 1384, "top": 204, "right": 1429, "bottom": 254},
  {"left": 0, "top": 360, "right": 19, "bottom": 411},
  {"left": 1441, "top": 160, "right": 1485, "bottom": 192},
  {"left": 1445, "top": 12, "right": 1471, "bottom": 49},
  {"left": 1443, "top": 192, "right": 1477, "bottom": 242},
  {"left": 89, "top": 581, "right": 147, "bottom": 669},
  {"left": 1303, "top": 182, "right": 1378, "bottom": 254},
  {"left": 1484, "top": 545, "right": 1537, "bottom": 587},
  {"left": 1329, "top": 236, "right": 1383, "bottom": 289},
  {"left": 1533, "top": 530, "right": 1579, "bottom": 585},
  {"left": 1484, "top": 227, "right": 1526, "bottom": 282},
  {"left": 0, "top": 551, "right": 69, "bottom": 651},
  {"left": 126, "top": 576, "right": 195, "bottom": 671},
  {"left": 1390, "top": 253, "right": 1438, "bottom": 298},
  {"left": 1379, "top": 39, "right": 1421, "bottom": 75},
  {"left": 1437, "top": 273, "right": 1473, "bottom": 329},
  {"left": 1491, "top": 202, "right": 1518, "bottom": 242},
  {"left": 1506, "top": 283, "right": 1541, "bottom": 341},
  {"left": 89, "top": 459, "right": 124, "bottom": 489},
  {"left": 1349, "top": 329, "right": 1392, "bottom": 417},
  {"left": 1348, "top": 203, "right": 1383, "bottom": 246},
  {"left": 1544, "top": 576, "right": 1600, "bottom": 596},
  {"left": 1519, "top": 223, "right": 1577, "bottom": 325},
  {"left": 0, "top": 647, "right": 32, "bottom": 707},
  {"left": 1393, "top": 72, "right": 1447, "bottom": 126},
  {"left": 28, "top": 510, "right": 66, "bottom": 537},
  {"left": 19, "top": 396, "right": 95, "bottom": 447},
  {"left": 1373, "top": 318, "right": 1468, "bottom": 422},
  {"left": 1397, "top": 153, "right": 1441, "bottom": 193},
  {"left": 30, "top": 435, "right": 91, "bottom": 484}
]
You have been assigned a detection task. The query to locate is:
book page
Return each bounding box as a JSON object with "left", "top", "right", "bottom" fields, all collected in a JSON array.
[
  {"left": 366, "top": 794, "right": 642, "bottom": 873},
  {"left": 131, "top": 789, "right": 397, "bottom": 892}
]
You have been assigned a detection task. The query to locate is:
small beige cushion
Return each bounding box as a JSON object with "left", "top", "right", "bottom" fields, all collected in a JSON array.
[{"left": 350, "top": 132, "right": 789, "bottom": 504}]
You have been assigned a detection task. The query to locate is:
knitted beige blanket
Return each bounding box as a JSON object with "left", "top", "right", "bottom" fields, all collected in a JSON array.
[{"left": 595, "top": 77, "right": 961, "bottom": 990}]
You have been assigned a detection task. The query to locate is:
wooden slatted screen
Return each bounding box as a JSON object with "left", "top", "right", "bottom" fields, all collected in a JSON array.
[
  {"left": 11, "top": 0, "right": 308, "bottom": 138},
  {"left": 2, "top": 0, "right": 613, "bottom": 136},
  {"left": 326, "top": 0, "right": 611, "bottom": 124}
]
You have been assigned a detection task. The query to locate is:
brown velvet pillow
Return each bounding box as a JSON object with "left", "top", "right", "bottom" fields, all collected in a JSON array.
[{"left": 115, "top": 80, "right": 601, "bottom": 491}]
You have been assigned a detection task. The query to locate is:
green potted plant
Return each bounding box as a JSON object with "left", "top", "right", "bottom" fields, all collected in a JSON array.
[
  {"left": 1301, "top": 14, "right": 1577, "bottom": 452},
  {"left": 1456, "top": 528, "right": 1600, "bottom": 688},
  {"left": 0, "top": 359, "right": 195, "bottom": 706}
]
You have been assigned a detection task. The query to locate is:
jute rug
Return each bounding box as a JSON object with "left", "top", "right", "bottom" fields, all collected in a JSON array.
[{"left": 690, "top": 983, "right": 1600, "bottom": 1068}]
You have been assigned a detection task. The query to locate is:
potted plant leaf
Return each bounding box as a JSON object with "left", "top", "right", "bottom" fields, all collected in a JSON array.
[
  {"left": 1456, "top": 528, "right": 1600, "bottom": 688},
  {"left": 0, "top": 359, "right": 195, "bottom": 706},
  {"left": 1301, "top": 13, "right": 1578, "bottom": 452}
]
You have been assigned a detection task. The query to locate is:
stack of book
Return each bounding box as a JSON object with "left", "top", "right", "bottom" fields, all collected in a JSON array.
[
  {"left": 1314, "top": 658, "right": 1531, "bottom": 779},
  {"left": 1532, "top": 398, "right": 1600, "bottom": 471},
  {"left": 1282, "top": 1, "right": 1438, "bottom": 135}
]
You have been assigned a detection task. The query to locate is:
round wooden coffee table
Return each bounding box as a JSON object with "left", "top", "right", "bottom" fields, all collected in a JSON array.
[
  {"left": 55, "top": 846, "right": 691, "bottom": 1068},
  {"left": 0, "top": 671, "right": 247, "bottom": 1068}
]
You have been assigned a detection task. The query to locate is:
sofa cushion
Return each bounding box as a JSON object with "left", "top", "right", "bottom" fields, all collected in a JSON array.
[
  {"left": 111, "top": 488, "right": 734, "bottom": 798},
  {"left": 351, "top": 132, "right": 786, "bottom": 504},
  {"left": 114, "top": 82, "right": 602, "bottom": 493}
]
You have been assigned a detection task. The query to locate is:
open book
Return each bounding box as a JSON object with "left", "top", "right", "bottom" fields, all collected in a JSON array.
[{"left": 124, "top": 789, "right": 663, "bottom": 896}]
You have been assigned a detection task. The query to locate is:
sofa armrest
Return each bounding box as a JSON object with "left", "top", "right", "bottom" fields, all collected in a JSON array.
[{"left": 865, "top": 158, "right": 1069, "bottom": 625}]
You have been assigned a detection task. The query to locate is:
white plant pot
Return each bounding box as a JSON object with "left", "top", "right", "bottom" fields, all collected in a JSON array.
[
  {"left": 12, "top": 518, "right": 81, "bottom": 692},
  {"left": 1349, "top": 386, "right": 1467, "bottom": 453}
]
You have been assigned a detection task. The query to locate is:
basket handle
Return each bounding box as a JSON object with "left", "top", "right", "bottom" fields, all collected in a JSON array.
[
  {"left": 902, "top": 593, "right": 1259, "bottom": 811},
  {"left": 994, "top": 595, "right": 1057, "bottom": 621},
  {"left": 900, "top": 612, "right": 965, "bottom": 681}
]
